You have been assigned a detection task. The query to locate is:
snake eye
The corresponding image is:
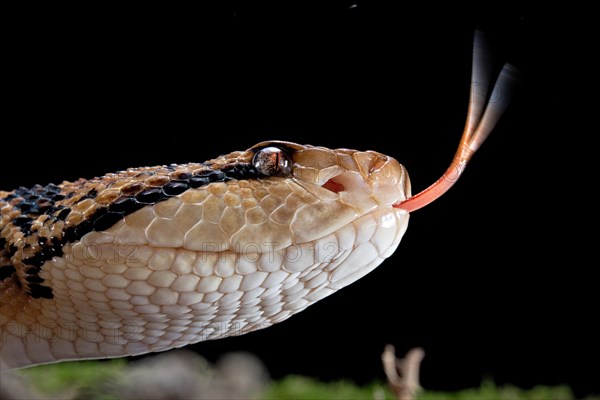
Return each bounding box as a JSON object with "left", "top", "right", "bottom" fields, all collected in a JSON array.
[{"left": 253, "top": 147, "right": 292, "bottom": 177}]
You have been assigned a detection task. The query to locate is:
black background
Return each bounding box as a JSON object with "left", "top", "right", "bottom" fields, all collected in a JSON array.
[{"left": 4, "top": 3, "right": 596, "bottom": 398}]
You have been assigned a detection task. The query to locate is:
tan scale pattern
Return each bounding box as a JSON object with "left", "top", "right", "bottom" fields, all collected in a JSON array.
[{"left": 1, "top": 141, "right": 411, "bottom": 369}]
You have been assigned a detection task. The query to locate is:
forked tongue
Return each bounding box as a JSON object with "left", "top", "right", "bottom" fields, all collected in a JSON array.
[{"left": 395, "top": 31, "right": 519, "bottom": 213}]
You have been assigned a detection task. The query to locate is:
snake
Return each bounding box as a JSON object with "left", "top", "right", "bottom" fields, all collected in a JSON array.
[{"left": 0, "top": 32, "right": 517, "bottom": 370}]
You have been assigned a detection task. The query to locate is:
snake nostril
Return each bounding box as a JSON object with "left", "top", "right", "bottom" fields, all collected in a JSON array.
[{"left": 322, "top": 179, "right": 345, "bottom": 193}]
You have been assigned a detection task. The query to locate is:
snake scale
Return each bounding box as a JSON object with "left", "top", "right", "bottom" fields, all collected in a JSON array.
[{"left": 0, "top": 32, "right": 517, "bottom": 370}]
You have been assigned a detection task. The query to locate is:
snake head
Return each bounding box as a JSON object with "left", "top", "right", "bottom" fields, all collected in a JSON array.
[
  {"left": 249, "top": 140, "right": 411, "bottom": 214},
  {"left": 201, "top": 140, "right": 412, "bottom": 252}
]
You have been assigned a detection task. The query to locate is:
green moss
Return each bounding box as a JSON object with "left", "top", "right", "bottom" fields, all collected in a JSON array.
[
  {"left": 265, "top": 376, "right": 576, "bottom": 400},
  {"left": 19, "top": 361, "right": 584, "bottom": 400},
  {"left": 18, "top": 359, "right": 126, "bottom": 397},
  {"left": 263, "top": 375, "right": 395, "bottom": 399},
  {"left": 417, "top": 380, "right": 574, "bottom": 400}
]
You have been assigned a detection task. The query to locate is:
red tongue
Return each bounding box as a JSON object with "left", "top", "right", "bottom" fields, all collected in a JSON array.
[{"left": 322, "top": 179, "right": 345, "bottom": 193}]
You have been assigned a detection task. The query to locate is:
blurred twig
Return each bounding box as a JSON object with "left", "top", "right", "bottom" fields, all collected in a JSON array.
[{"left": 381, "top": 346, "right": 424, "bottom": 400}]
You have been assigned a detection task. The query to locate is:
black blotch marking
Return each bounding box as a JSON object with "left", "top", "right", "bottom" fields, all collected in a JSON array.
[
  {"left": 23, "top": 253, "right": 45, "bottom": 268},
  {"left": 162, "top": 181, "right": 188, "bottom": 196},
  {"left": 94, "top": 212, "right": 123, "bottom": 231},
  {"left": 63, "top": 226, "right": 76, "bottom": 243},
  {"left": 25, "top": 266, "right": 39, "bottom": 274},
  {"left": 92, "top": 207, "right": 108, "bottom": 220},
  {"left": 136, "top": 188, "right": 163, "bottom": 204},
  {"left": 189, "top": 176, "right": 210, "bottom": 188},
  {"left": 22, "top": 222, "right": 33, "bottom": 236},
  {"left": 109, "top": 196, "right": 145, "bottom": 213},
  {"left": 223, "top": 164, "right": 259, "bottom": 180},
  {"left": 47, "top": 238, "right": 63, "bottom": 258},
  {"left": 209, "top": 170, "right": 227, "bottom": 182},
  {"left": 56, "top": 208, "right": 71, "bottom": 220},
  {"left": 74, "top": 220, "right": 94, "bottom": 239},
  {"left": 85, "top": 188, "right": 98, "bottom": 199},
  {"left": 30, "top": 285, "right": 53, "bottom": 299},
  {"left": 2, "top": 193, "right": 17, "bottom": 201},
  {"left": 25, "top": 274, "right": 44, "bottom": 284},
  {"left": 0, "top": 265, "right": 16, "bottom": 280},
  {"left": 12, "top": 216, "right": 34, "bottom": 236},
  {"left": 18, "top": 201, "right": 37, "bottom": 213},
  {"left": 12, "top": 216, "right": 32, "bottom": 227},
  {"left": 36, "top": 199, "right": 53, "bottom": 213}
]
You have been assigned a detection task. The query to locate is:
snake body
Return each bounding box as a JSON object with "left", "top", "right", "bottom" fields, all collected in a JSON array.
[{"left": 1, "top": 140, "right": 410, "bottom": 369}]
